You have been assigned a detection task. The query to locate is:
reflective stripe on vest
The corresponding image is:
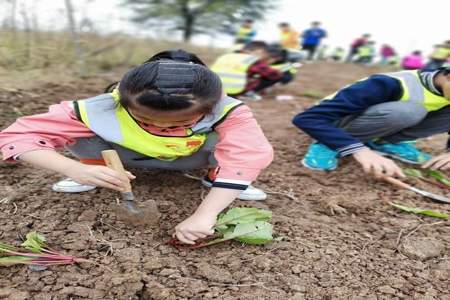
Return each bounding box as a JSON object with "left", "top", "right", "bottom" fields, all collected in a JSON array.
[
  {"left": 211, "top": 53, "right": 259, "bottom": 95},
  {"left": 75, "top": 91, "right": 242, "bottom": 161},
  {"left": 385, "top": 70, "right": 449, "bottom": 111}
]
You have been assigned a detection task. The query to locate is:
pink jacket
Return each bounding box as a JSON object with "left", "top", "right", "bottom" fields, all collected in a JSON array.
[
  {"left": 0, "top": 100, "right": 273, "bottom": 187},
  {"left": 401, "top": 54, "right": 424, "bottom": 69}
]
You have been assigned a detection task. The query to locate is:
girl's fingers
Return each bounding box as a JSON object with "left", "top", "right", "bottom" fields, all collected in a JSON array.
[
  {"left": 88, "top": 178, "right": 124, "bottom": 192},
  {"left": 437, "top": 160, "right": 450, "bottom": 170},
  {"left": 176, "top": 232, "right": 195, "bottom": 245},
  {"left": 393, "top": 165, "right": 405, "bottom": 178},
  {"left": 193, "top": 229, "right": 214, "bottom": 237},
  {"left": 103, "top": 169, "right": 129, "bottom": 183},
  {"left": 125, "top": 171, "right": 136, "bottom": 180},
  {"left": 182, "top": 232, "right": 199, "bottom": 242},
  {"left": 423, "top": 157, "right": 440, "bottom": 169},
  {"left": 190, "top": 232, "right": 207, "bottom": 239},
  {"left": 431, "top": 159, "right": 450, "bottom": 170},
  {"left": 97, "top": 171, "right": 126, "bottom": 187}
]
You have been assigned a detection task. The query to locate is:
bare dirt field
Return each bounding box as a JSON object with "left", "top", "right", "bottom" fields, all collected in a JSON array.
[{"left": 0, "top": 62, "right": 449, "bottom": 300}]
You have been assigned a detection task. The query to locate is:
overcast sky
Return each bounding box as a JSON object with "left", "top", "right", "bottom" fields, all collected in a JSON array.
[{"left": 3, "top": 0, "right": 449, "bottom": 56}]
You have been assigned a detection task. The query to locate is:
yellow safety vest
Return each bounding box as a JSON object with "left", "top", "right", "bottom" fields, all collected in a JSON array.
[
  {"left": 431, "top": 47, "right": 450, "bottom": 60},
  {"left": 386, "top": 70, "right": 449, "bottom": 111},
  {"left": 210, "top": 53, "right": 259, "bottom": 95},
  {"left": 75, "top": 89, "right": 242, "bottom": 161},
  {"left": 320, "top": 71, "right": 447, "bottom": 112},
  {"left": 236, "top": 26, "right": 253, "bottom": 40},
  {"left": 357, "top": 45, "right": 373, "bottom": 57}
]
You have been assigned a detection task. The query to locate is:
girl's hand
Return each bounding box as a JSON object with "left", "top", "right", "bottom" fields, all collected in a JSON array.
[
  {"left": 66, "top": 164, "right": 135, "bottom": 192},
  {"left": 423, "top": 153, "right": 450, "bottom": 170},
  {"left": 174, "top": 212, "right": 216, "bottom": 245},
  {"left": 353, "top": 148, "right": 405, "bottom": 178}
]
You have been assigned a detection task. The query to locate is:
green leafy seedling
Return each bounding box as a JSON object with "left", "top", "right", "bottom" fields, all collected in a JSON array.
[
  {"left": 403, "top": 168, "right": 423, "bottom": 178},
  {"left": 168, "top": 207, "right": 274, "bottom": 249},
  {"left": 0, "top": 232, "right": 89, "bottom": 267},
  {"left": 21, "top": 232, "right": 46, "bottom": 253},
  {"left": 390, "top": 202, "right": 448, "bottom": 219},
  {"left": 403, "top": 168, "right": 450, "bottom": 190},
  {"left": 426, "top": 169, "right": 450, "bottom": 187}
]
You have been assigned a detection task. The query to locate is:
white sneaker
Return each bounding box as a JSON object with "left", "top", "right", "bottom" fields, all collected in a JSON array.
[
  {"left": 201, "top": 178, "right": 267, "bottom": 201},
  {"left": 52, "top": 178, "right": 96, "bottom": 193},
  {"left": 241, "top": 92, "right": 262, "bottom": 101}
]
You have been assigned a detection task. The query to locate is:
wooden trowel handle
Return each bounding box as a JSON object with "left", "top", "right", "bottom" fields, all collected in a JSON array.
[
  {"left": 382, "top": 176, "right": 412, "bottom": 191},
  {"left": 101, "top": 150, "right": 132, "bottom": 193}
]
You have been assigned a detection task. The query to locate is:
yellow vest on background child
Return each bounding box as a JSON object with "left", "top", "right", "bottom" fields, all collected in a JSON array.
[
  {"left": 322, "top": 70, "right": 447, "bottom": 111},
  {"left": 210, "top": 53, "right": 259, "bottom": 95},
  {"left": 431, "top": 46, "right": 450, "bottom": 60}
]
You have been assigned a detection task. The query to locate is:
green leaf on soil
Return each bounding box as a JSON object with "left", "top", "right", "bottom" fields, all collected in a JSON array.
[
  {"left": 403, "top": 168, "right": 423, "bottom": 178},
  {"left": 206, "top": 221, "right": 273, "bottom": 246},
  {"left": 390, "top": 202, "right": 449, "bottom": 219},
  {"left": 215, "top": 207, "right": 272, "bottom": 231},
  {"left": 21, "top": 232, "right": 47, "bottom": 253},
  {"left": 233, "top": 221, "right": 273, "bottom": 245},
  {"left": 425, "top": 169, "right": 450, "bottom": 187}
]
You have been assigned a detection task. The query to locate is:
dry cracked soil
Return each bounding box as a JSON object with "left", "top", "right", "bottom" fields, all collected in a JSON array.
[{"left": 0, "top": 62, "right": 449, "bottom": 300}]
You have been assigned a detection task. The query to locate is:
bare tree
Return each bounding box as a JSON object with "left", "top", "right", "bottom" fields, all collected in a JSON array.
[
  {"left": 20, "top": 2, "right": 31, "bottom": 61},
  {"left": 64, "top": 0, "right": 85, "bottom": 74},
  {"left": 9, "top": 0, "right": 17, "bottom": 31}
]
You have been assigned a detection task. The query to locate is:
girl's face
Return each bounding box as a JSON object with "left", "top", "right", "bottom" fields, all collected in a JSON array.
[{"left": 127, "top": 102, "right": 204, "bottom": 129}]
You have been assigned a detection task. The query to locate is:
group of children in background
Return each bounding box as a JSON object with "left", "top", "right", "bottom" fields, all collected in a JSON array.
[
  {"left": 1, "top": 40, "right": 450, "bottom": 245},
  {"left": 235, "top": 20, "right": 450, "bottom": 69}
]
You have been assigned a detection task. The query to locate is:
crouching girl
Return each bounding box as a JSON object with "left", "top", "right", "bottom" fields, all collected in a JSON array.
[{"left": 0, "top": 50, "right": 274, "bottom": 244}]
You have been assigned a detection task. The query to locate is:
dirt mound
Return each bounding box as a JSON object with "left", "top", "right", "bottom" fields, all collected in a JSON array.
[{"left": 0, "top": 62, "right": 449, "bottom": 299}]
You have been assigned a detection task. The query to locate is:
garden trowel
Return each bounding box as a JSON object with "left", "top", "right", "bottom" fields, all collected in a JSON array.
[
  {"left": 101, "top": 150, "right": 160, "bottom": 225},
  {"left": 383, "top": 176, "right": 450, "bottom": 204}
]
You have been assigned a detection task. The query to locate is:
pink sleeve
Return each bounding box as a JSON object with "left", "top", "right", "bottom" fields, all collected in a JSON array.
[
  {"left": 0, "top": 101, "right": 95, "bottom": 162},
  {"left": 212, "top": 105, "right": 273, "bottom": 189}
]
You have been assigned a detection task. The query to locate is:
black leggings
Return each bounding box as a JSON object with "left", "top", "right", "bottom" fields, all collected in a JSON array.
[
  {"left": 302, "top": 44, "right": 318, "bottom": 60},
  {"left": 253, "top": 72, "right": 294, "bottom": 92}
]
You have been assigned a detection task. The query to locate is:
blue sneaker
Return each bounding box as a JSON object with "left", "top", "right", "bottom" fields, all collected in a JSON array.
[
  {"left": 302, "top": 143, "right": 338, "bottom": 171},
  {"left": 367, "top": 141, "right": 431, "bottom": 164}
]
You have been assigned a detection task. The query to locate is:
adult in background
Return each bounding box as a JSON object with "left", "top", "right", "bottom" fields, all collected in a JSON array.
[
  {"left": 347, "top": 33, "right": 371, "bottom": 62},
  {"left": 301, "top": 21, "right": 327, "bottom": 60}
]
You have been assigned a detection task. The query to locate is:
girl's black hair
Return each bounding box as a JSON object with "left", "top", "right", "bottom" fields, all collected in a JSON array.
[{"left": 105, "top": 49, "right": 222, "bottom": 113}]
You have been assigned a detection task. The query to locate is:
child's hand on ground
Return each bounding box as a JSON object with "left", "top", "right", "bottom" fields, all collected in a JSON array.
[
  {"left": 174, "top": 211, "right": 216, "bottom": 245},
  {"left": 422, "top": 153, "right": 450, "bottom": 170},
  {"left": 353, "top": 148, "right": 405, "bottom": 178},
  {"left": 66, "top": 164, "right": 135, "bottom": 192}
]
